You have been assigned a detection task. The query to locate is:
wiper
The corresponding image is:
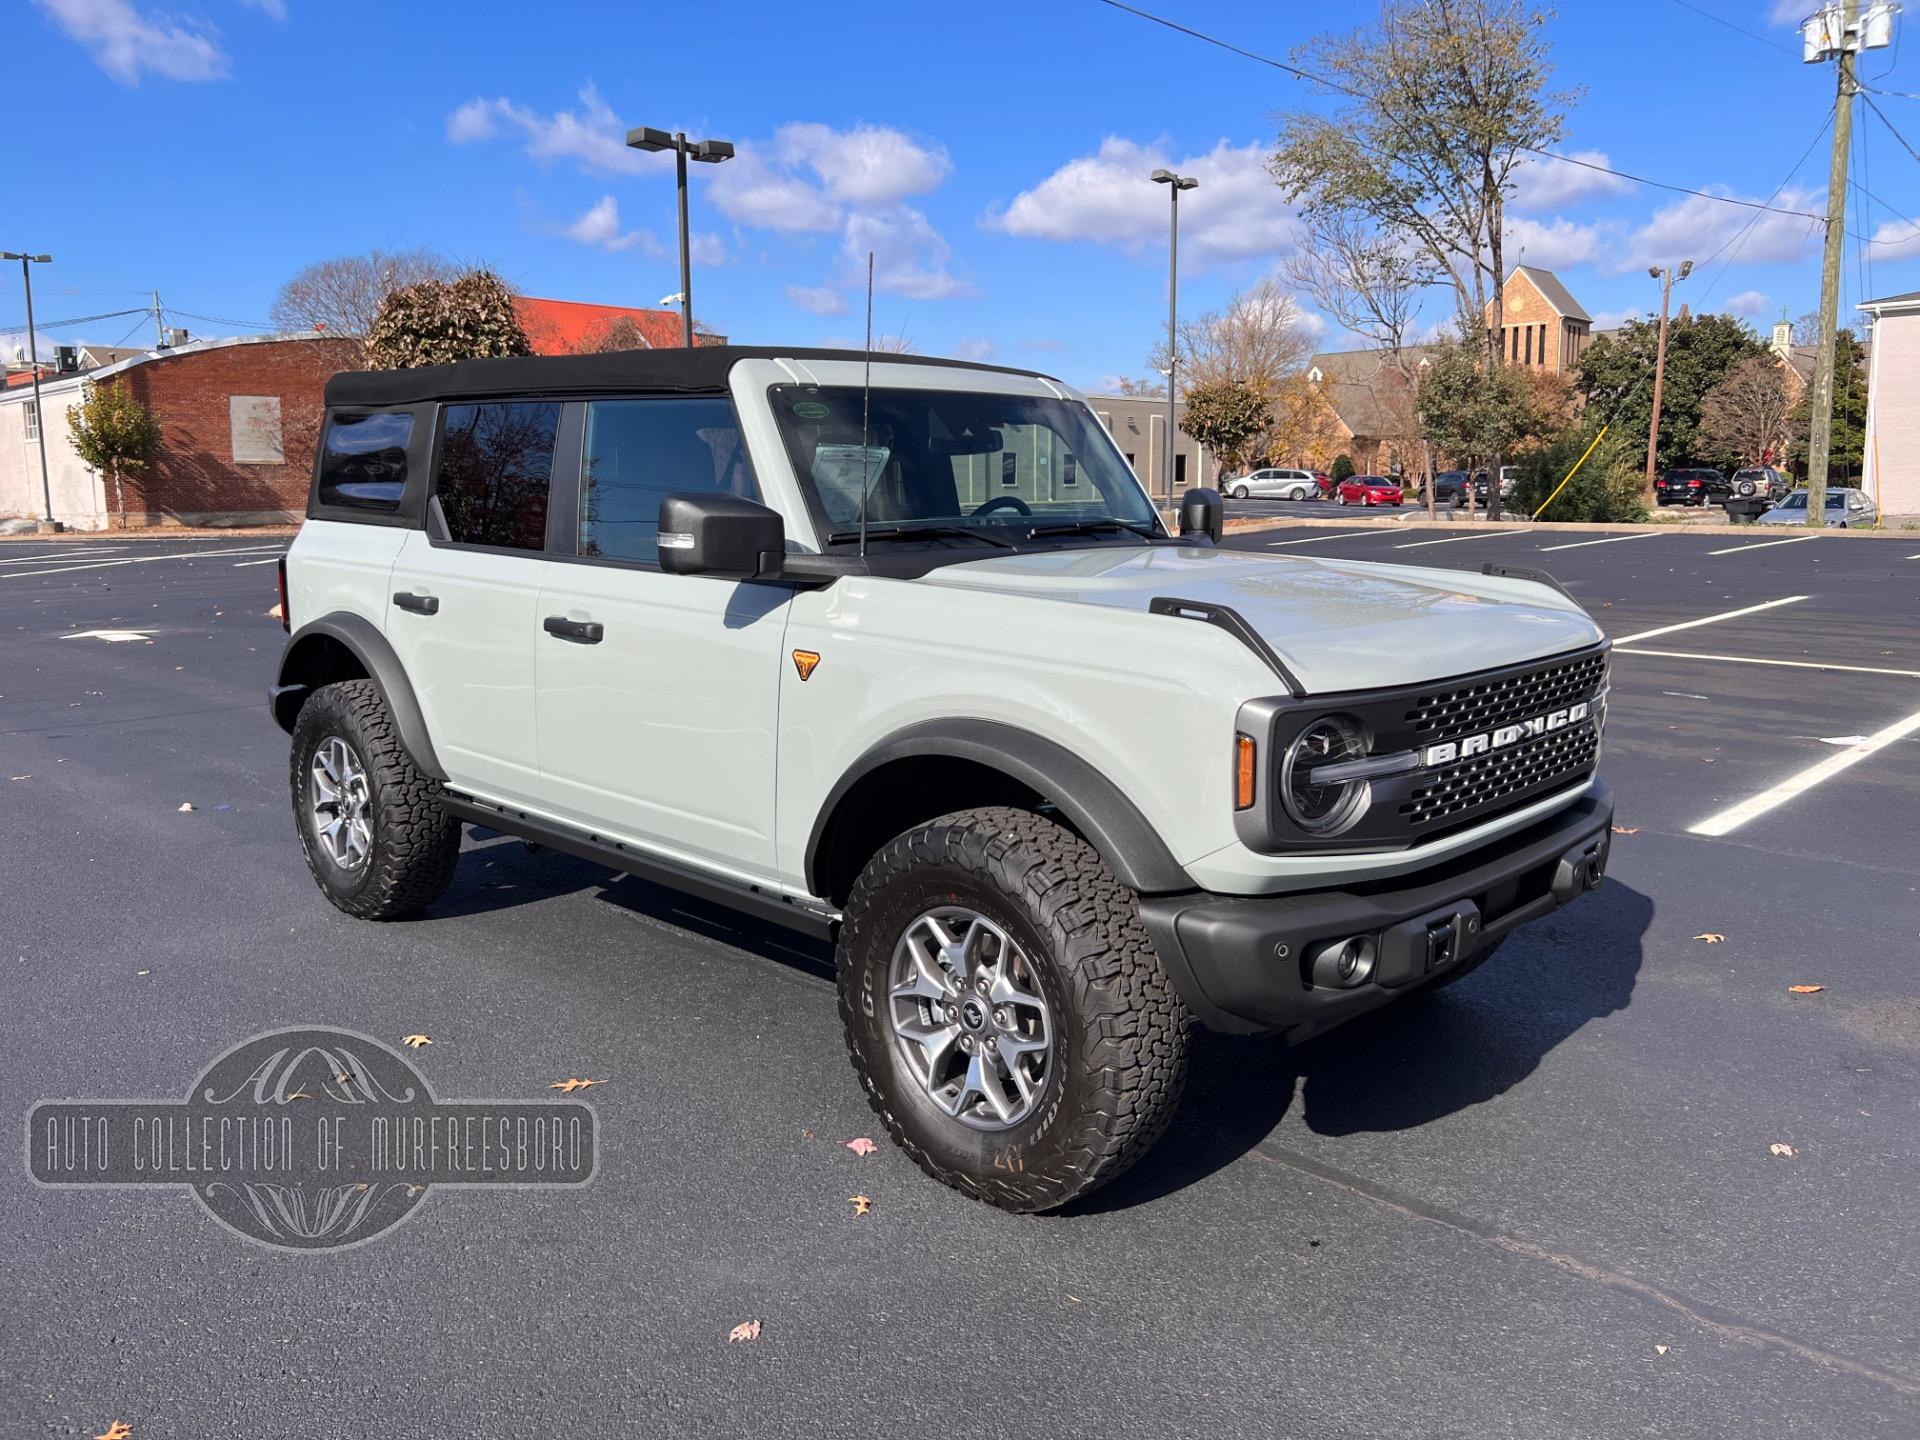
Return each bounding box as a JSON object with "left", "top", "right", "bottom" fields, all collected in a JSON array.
[
  {"left": 825, "top": 524, "right": 1016, "bottom": 550},
  {"left": 1023, "top": 518, "right": 1160, "bottom": 541}
]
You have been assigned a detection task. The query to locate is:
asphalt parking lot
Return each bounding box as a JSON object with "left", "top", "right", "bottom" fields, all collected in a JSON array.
[{"left": 3, "top": 527, "right": 1917, "bottom": 1438}]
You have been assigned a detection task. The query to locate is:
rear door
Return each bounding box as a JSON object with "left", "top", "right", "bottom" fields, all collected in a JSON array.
[
  {"left": 384, "top": 399, "right": 565, "bottom": 809},
  {"left": 533, "top": 395, "right": 790, "bottom": 883}
]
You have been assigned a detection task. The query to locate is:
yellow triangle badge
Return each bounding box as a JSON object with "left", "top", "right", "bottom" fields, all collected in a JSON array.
[{"left": 792, "top": 650, "right": 821, "bottom": 681}]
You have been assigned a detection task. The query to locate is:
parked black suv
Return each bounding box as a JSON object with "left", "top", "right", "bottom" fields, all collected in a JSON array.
[{"left": 1655, "top": 467, "right": 1726, "bottom": 507}]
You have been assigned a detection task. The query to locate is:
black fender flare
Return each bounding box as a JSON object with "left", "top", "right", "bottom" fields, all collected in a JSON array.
[
  {"left": 805, "top": 718, "right": 1193, "bottom": 897},
  {"left": 269, "top": 613, "right": 446, "bottom": 781}
]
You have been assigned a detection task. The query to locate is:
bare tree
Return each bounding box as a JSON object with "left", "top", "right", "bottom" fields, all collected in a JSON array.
[
  {"left": 1152, "top": 278, "right": 1316, "bottom": 392},
  {"left": 1698, "top": 356, "right": 1794, "bottom": 466},
  {"left": 270, "top": 249, "right": 459, "bottom": 348},
  {"left": 571, "top": 315, "right": 654, "bottom": 354}
]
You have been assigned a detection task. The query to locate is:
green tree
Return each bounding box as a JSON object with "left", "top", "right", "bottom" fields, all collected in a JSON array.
[
  {"left": 1786, "top": 329, "right": 1868, "bottom": 483},
  {"left": 1508, "top": 427, "right": 1648, "bottom": 524},
  {"left": 367, "top": 269, "right": 533, "bottom": 370},
  {"left": 1417, "top": 339, "right": 1544, "bottom": 478},
  {"left": 67, "top": 381, "right": 162, "bottom": 527},
  {"left": 1330, "top": 453, "right": 1356, "bottom": 484},
  {"left": 1180, "top": 378, "right": 1273, "bottom": 479},
  {"left": 1575, "top": 313, "right": 1765, "bottom": 472}
]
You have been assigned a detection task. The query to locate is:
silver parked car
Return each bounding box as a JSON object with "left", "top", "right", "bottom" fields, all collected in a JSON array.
[
  {"left": 1756, "top": 487, "right": 1873, "bottom": 526},
  {"left": 1226, "top": 467, "right": 1319, "bottom": 501}
]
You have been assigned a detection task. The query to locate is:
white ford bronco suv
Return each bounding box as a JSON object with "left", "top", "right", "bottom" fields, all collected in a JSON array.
[{"left": 272, "top": 346, "right": 1613, "bottom": 1211}]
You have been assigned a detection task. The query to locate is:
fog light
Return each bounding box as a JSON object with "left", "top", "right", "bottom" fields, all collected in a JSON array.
[{"left": 1310, "top": 935, "right": 1376, "bottom": 989}]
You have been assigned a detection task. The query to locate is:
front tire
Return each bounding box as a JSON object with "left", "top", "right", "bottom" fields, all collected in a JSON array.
[
  {"left": 290, "top": 679, "right": 461, "bottom": 920},
  {"left": 837, "top": 807, "right": 1190, "bottom": 1212}
]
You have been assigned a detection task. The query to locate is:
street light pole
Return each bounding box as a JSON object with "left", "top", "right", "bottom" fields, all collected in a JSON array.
[
  {"left": 1151, "top": 169, "right": 1197, "bottom": 512},
  {"left": 4, "top": 251, "right": 56, "bottom": 528},
  {"left": 1643, "top": 259, "right": 1692, "bottom": 505},
  {"left": 625, "top": 127, "right": 735, "bottom": 347}
]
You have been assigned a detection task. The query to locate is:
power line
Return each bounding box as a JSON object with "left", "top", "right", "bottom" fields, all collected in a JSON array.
[
  {"left": 0, "top": 305, "right": 149, "bottom": 332},
  {"left": 1696, "top": 114, "right": 1831, "bottom": 305},
  {"left": 1661, "top": 0, "right": 1800, "bottom": 57},
  {"left": 163, "top": 307, "right": 276, "bottom": 331},
  {"left": 1091, "top": 0, "right": 1828, "bottom": 220}
]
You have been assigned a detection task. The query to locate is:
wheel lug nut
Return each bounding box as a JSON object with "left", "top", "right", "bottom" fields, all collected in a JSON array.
[
  {"left": 975, "top": 977, "right": 990, "bottom": 996},
  {"left": 959, "top": 1035, "right": 976, "bottom": 1053},
  {"left": 993, "top": 1007, "right": 1011, "bottom": 1028},
  {"left": 984, "top": 1035, "right": 998, "bottom": 1052}
]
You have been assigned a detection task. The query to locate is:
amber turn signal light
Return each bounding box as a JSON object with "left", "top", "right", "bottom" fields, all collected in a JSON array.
[{"left": 1234, "top": 733, "right": 1257, "bottom": 810}]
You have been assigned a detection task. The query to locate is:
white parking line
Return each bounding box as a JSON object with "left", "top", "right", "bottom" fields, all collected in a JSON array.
[
  {"left": 1261, "top": 532, "right": 1392, "bottom": 548},
  {"left": 0, "top": 544, "right": 286, "bottom": 579},
  {"left": 0, "top": 547, "right": 125, "bottom": 565},
  {"left": 1536, "top": 533, "right": 1664, "bottom": 553},
  {"left": 232, "top": 557, "right": 281, "bottom": 568},
  {"left": 1615, "top": 647, "right": 1920, "bottom": 679},
  {"left": 1394, "top": 529, "right": 1532, "bottom": 549},
  {"left": 1611, "top": 595, "right": 1807, "bottom": 645},
  {"left": 1705, "top": 534, "right": 1825, "bottom": 557},
  {"left": 1687, "top": 704, "right": 1920, "bottom": 837}
]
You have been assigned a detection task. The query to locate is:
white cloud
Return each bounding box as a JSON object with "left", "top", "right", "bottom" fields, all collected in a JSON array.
[
  {"left": 563, "top": 195, "right": 651, "bottom": 253},
  {"left": 1869, "top": 215, "right": 1920, "bottom": 260},
  {"left": 774, "top": 122, "right": 950, "bottom": 205},
  {"left": 1019, "top": 338, "right": 1063, "bottom": 352},
  {"left": 953, "top": 338, "right": 996, "bottom": 361},
  {"left": 239, "top": 0, "right": 287, "bottom": 18},
  {"left": 787, "top": 285, "right": 847, "bottom": 315},
  {"left": 706, "top": 149, "right": 843, "bottom": 232},
  {"left": 34, "top": 0, "right": 227, "bottom": 84},
  {"left": 1767, "top": 1, "right": 1802, "bottom": 21},
  {"left": 689, "top": 231, "right": 726, "bottom": 267},
  {"left": 1724, "top": 290, "right": 1771, "bottom": 318},
  {"left": 1610, "top": 186, "right": 1822, "bottom": 273},
  {"left": 844, "top": 206, "right": 977, "bottom": 300},
  {"left": 1588, "top": 308, "right": 1645, "bottom": 331},
  {"left": 1504, "top": 214, "right": 1606, "bottom": 270},
  {"left": 447, "top": 84, "right": 665, "bottom": 176},
  {"left": 986, "top": 136, "right": 1298, "bottom": 269},
  {"left": 1508, "top": 150, "right": 1633, "bottom": 212}
]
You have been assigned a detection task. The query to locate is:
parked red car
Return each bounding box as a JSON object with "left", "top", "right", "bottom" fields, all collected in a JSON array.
[
  {"left": 1312, "top": 471, "right": 1335, "bottom": 497},
  {"left": 1336, "top": 476, "right": 1404, "bottom": 507}
]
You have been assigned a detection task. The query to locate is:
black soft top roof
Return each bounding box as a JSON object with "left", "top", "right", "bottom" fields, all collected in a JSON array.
[{"left": 324, "top": 345, "right": 1050, "bottom": 408}]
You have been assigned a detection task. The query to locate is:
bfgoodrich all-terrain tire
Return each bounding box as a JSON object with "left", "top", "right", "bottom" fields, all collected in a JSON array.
[
  {"left": 837, "top": 806, "right": 1190, "bottom": 1212},
  {"left": 290, "top": 679, "right": 461, "bottom": 920}
]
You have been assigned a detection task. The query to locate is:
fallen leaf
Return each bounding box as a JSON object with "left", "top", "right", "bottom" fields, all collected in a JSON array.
[
  {"left": 8, "top": 775, "right": 27, "bottom": 782},
  {"left": 1693, "top": 933, "right": 1725, "bottom": 944},
  {"left": 1610, "top": 825, "right": 1639, "bottom": 835},
  {"left": 844, "top": 1137, "right": 878, "bottom": 1157},
  {"left": 728, "top": 1319, "right": 761, "bottom": 1344},
  {"left": 267, "top": 604, "right": 284, "bottom": 620},
  {"left": 285, "top": 1091, "right": 311, "bottom": 1101},
  {"left": 1787, "top": 984, "right": 1824, "bottom": 995},
  {"left": 1654, "top": 1344, "right": 1669, "bottom": 1356},
  {"left": 1701, "top": 757, "right": 1715, "bottom": 763},
  {"left": 849, "top": 1194, "right": 872, "bottom": 1217},
  {"left": 96, "top": 1425, "right": 133, "bottom": 1440},
  {"left": 549, "top": 1077, "right": 603, "bottom": 1093},
  {"left": 1769, "top": 1142, "right": 1795, "bottom": 1158},
  {"left": 1066, "top": 1294, "right": 1082, "bottom": 1304},
  {"left": 801, "top": 1128, "right": 815, "bottom": 1140},
  {"left": 402, "top": 1034, "right": 432, "bottom": 1049},
  {"left": 177, "top": 802, "right": 196, "bottom": 813}
]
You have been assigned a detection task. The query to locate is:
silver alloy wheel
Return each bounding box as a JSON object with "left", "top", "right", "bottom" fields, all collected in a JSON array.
[
  {"left": 309, "top": 734, "right": 373, "bottom": 871},
  {"left": 886, "top": 906, "right": 1053, "bottom": 1131}
]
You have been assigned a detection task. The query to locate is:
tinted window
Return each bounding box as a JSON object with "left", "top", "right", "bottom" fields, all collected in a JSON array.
[
  {"left": 579, "top": 398, "right": 757, "bottom": 563},
  {"left": 436, "top": 402, "right": 560, "bottom": 551},
  {"left": 319, "top": 412, "right": 413, "bottom": 511}
]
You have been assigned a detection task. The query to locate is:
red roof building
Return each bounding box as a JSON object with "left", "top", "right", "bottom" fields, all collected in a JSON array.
[{"left": 512, "top": 297, "right": 726, "bottom": 354}]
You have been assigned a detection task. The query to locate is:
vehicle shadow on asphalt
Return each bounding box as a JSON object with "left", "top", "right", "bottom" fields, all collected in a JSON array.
[{"left": 1074, "top": 881, "right": 1651, "bottom": 1213}]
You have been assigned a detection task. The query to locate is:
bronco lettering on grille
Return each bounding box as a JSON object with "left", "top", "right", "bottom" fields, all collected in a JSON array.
[{"left": 1419, "top": 701, "right": 1591, "bottom": 769}]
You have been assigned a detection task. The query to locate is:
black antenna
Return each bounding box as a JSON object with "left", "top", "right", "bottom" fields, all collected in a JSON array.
[{"left": 860, "top": 251, "right": 874, "bottom": 558}]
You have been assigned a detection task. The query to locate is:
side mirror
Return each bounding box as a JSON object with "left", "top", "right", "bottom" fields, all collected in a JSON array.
[
  {"left": 1178, "top": 487, "right": 1224, "bottom": 544},
  {"left": 658, "top": 494, "right": 785, "bottom": 579}
]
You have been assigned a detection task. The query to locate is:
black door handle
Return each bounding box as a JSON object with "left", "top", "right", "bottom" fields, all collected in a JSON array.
[
  {"left": 543, "top": 615, "right": 604, "bottom": 644},
  {"left": 393, "top": 591, "right": 439, "bottom": 615}
]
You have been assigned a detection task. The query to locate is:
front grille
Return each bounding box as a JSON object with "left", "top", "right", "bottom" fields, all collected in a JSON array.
[
  {"left": 1400, "top": 725, "right": 1599, "bottom": 830},
  {"left": 1404, "top": 651, "right": 1608, "bottom": 740}
]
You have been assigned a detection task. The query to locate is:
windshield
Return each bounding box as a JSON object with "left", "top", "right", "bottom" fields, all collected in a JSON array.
[
  {"left": 1777, "top": 493, "right": 1843, "bottom": 510},
  {"left": 770, "top": 385, "right": 1161, "bottom": 543}
]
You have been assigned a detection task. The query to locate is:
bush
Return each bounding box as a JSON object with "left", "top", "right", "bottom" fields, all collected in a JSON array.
[
  {"left": 367, "top": 269, "right": 532, "bottom": 370},
  {"left": 1508, "top": 430, "right": 1649, "bottom": 524},
  {"left": 1330, "top": 453, "right": 1355, "bottom": 483}
]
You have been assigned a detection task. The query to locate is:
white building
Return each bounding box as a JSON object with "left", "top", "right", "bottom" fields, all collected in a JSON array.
[
  {"left": 1859, "top": 290, "right": 1920, "bottom": 519},
  {"left": 0, "top": 373, "right": 104, "bottom": 529}
]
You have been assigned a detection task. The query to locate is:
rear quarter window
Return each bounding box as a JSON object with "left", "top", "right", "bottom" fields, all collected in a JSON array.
[{"left": 317, "top": 412, "right": 414, "bottom": 511}]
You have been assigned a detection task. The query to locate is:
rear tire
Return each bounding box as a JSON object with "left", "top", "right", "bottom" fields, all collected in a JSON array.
[
  {"left": 1230, "top": 484, "right": 1249, "bottom": 500},
  {"left": 837, "top": 807, "right": 1190, "bottom": 1212},
  {"left": 290, "top": 679, "right": 461, "bottom": 920}
]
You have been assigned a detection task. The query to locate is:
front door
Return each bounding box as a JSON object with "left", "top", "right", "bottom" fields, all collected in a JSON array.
[
  {"left": 534, "top": 395, "right": 789, "bottom": 884},
  {"left": 384, "top": 399, "right": 562, "bottom": 809}
]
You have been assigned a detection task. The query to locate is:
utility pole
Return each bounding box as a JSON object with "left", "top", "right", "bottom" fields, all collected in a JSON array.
[
  {"left": 1151, "top": 168, "right": 1197, "bottom": 511},
  {"left": 1804, "top": 0, "right": 1866, "bottom": 528},
  {"left": 1643, "top": 260, "right": 1692, "bottom": 504},
  {"left": 3, "top": 252, "right": 57, "bottom": 528}
]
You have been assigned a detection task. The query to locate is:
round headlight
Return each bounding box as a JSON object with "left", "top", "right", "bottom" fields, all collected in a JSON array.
[{"left": 1281, "top": 716, "right": 1371, "bottom": 835}]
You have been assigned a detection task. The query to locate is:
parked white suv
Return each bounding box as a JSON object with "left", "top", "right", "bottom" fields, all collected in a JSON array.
[
  {"left": 271, "top": 346, "right": 1614, "bottom": 1210},
  {"left": 1226, "top": 467, "right": 1319, "bottom": 501}
]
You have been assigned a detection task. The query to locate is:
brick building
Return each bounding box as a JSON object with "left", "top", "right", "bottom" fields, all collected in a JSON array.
[{"left": 0, "top": 333, "right": 355, "bottom": 530}]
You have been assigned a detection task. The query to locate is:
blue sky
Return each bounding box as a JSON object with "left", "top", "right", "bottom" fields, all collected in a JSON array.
[{"left": 8, "top": 0, "right": 1920, "bottom": 390}]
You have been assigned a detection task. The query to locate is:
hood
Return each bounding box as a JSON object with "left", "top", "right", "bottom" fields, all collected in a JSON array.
[{"left": 918, "top": 545, "right": 1603, "bottom": 693}]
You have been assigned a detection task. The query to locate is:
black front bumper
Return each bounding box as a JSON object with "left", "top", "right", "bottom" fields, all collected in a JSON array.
[{"left": 1140, "top": 783, "right": 1614, "bottom": 1041}]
